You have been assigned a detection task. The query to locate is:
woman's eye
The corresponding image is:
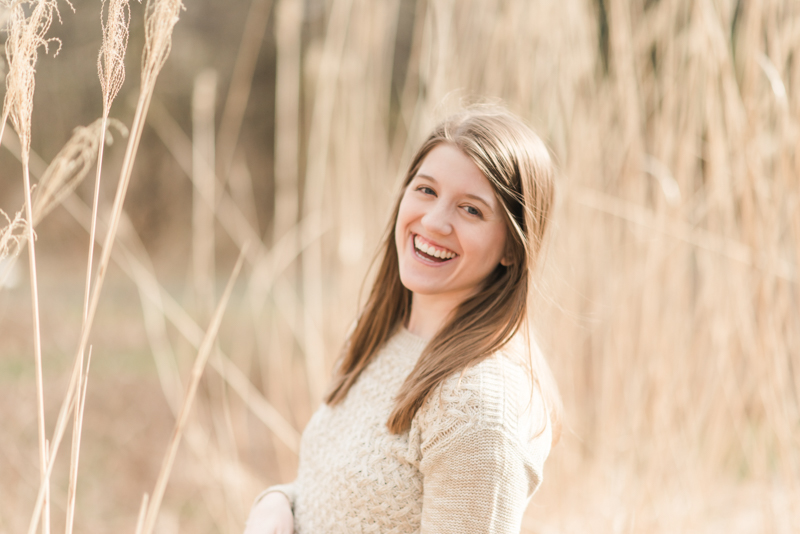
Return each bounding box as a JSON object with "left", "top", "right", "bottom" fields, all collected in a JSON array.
[
  {"left": 464, "top": 206, "right": 481, "bottom": 217},
  {"left": 417, "top": 186, "right": 435, "bottom": 195}
]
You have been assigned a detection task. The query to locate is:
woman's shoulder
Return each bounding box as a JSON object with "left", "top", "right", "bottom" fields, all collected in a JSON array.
[{"left": 415, "top": 335, "right": 550, "bottom": 450}]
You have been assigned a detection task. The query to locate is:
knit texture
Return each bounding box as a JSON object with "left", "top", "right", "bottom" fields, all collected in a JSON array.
[{"left": 256, "top": 327, "right": 552, "bottom": 534}]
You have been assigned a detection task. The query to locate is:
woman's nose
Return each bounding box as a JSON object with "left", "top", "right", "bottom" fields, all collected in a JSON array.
[{"left": 420, "top": 202, "right": 453, "bottom": 235}]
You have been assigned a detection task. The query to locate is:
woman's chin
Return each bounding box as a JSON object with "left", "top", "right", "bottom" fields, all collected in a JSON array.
[
  {"left": 401, "top": 279, "right": 440, "bottom": 297},
  {"left": 400, "top": 277, "right": 468, "bottom": 303}
]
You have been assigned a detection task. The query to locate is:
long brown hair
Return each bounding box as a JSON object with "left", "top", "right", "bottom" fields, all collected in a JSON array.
[{"left": 325, "top": 105, "right": 562, "bottom": 441}]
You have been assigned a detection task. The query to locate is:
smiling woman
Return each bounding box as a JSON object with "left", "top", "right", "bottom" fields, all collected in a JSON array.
[{"left": 245, "top": 105, "right": 562, "bottom": 534}]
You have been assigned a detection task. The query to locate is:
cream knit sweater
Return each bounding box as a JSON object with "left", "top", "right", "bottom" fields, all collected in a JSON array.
[{"left": 256, "top": 327, "right": 552, "bottom": 534}]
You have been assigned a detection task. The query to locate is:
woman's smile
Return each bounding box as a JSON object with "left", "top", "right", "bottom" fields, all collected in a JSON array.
[{"left": 412, "top": 234, "right": 458, "bottom": 262}]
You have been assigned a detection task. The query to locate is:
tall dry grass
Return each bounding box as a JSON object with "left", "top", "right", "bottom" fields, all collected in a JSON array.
[
  {"left": 1, "top": 0, "right": 799, "bottom": 533},
  {"left": 1, "top": 1, "right": 66, "bottom": 531}
]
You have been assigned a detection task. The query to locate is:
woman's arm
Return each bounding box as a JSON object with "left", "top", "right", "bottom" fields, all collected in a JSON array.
[
  {"left": 419, "top": 423, "right": 539, "bottom": 534},
  {"left": 416, "top": 355, "right": 550, "bottom": 534}
]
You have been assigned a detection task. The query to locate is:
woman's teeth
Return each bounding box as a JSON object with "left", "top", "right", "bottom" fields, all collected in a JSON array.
[{"left": 414, "top": 236, "right": 456, "bottom": 260}]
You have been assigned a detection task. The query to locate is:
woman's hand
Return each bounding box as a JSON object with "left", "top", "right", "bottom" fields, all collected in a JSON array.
[{"left": 243, "top": 492, "right": 294, "bottom": 534}]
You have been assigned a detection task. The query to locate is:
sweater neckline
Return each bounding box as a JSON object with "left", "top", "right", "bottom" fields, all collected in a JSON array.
[{"left": 393, "top": 326, "right": 429, "bottom": 355}]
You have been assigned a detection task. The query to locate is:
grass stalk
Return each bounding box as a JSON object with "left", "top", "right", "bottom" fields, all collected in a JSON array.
[
  {"left": 43, "top": 439, "right": 49, "bottom": 534},
  {"left": 273, "top": 0, "right": 302, "bottom": 246},
  {"left": 86, "top": 0, "right": 130, "bottom": 317},
  {"left": 0, "top": 116, "right": 6, "bottom": 154},
  {"left": 133, "top": 494, "right": 149, "bottom": 534},
  {"left": 138, "top": 247, "right": 247, "bottom": 534},
  {"left": 64, "top": 352, "right": 84, "bottom": 534},
  {"left": 301, "top": 0, "right": 355, "bottom": 402},
  {"left": 26, "top": 371, "right": 82, "bottom": 534},
  {"left": 191, "top": 68, "right": 217, "bottom": 317},
  {"left": 271, "top": 0, "right": 303, "bottom": 423},
  {"left": 216, "top": 0, "right": 273, "bottom": 179},
  {"left": 64, "top": 348, "right": 91, "bottom": 534},
  {"left": 82, "top": 113, "right": 107, "bottom": 318},
  {"left": 1, "top": 1, "right": 62, "bottom": 530}
]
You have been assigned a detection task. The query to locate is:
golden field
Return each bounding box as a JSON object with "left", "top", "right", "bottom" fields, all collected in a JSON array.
[{"left": 0, "top": 0, "right": 798, "bottom": 532}]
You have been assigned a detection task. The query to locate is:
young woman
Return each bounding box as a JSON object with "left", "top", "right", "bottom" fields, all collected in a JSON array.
[{"left": 245, "top": 105, "right": 562, "bottom": 534}]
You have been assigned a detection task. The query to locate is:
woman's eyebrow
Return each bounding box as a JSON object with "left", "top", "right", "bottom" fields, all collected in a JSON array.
[{"left": 464, "top": 193, "right": 494, "bottom": 211}]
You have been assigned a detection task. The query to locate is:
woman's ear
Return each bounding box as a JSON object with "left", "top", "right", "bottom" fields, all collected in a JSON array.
[{"left": 500, "top": 239, "right": 516, "bottom": 267}]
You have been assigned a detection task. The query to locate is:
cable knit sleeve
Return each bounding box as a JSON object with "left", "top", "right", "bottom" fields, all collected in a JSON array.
[{"left": 415, "top": 356, "right": 551, "bottom": 534}]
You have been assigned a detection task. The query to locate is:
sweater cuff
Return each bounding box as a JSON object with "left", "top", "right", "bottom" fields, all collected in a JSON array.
[{"left": 252, "top": 483, "right": 297, "bottom": 512}]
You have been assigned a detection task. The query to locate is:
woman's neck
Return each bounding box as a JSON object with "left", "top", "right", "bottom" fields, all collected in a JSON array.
[{"left": 406, "top": 292, "right": 464, "bottom": 339}]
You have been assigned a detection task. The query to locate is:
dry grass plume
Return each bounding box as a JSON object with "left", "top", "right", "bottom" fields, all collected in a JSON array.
[{"left": 31, "top": 118, "right": 127, "bottom": 225}]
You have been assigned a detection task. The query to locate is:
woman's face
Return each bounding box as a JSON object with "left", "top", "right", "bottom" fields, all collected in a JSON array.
[{"left": 395, "top": 143, "right": 509, "bottom": 305}]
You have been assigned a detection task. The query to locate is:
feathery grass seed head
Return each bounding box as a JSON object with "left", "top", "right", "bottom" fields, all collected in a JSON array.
[
  {"left": 141, "top": 0, "right": 183, "bottom": 89},
  {"left": 0, "top": 208, "right": 27, "bottom": 261},
  {"left": 32, "top": 118, "right": 128, "bottom": 224},
  {"left": 0, "top": 207, "right": 29, "bottom": 288},
  {"left": 98, "top": 0, "right": 131, "bottom": 114},
  {"left": 1, "top": 0, "right": 61, "bottom": 154}
]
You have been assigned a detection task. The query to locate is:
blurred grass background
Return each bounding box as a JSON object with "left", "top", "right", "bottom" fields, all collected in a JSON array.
[{"left": 1, "top": 0, "right": 799, "bottom": 532}]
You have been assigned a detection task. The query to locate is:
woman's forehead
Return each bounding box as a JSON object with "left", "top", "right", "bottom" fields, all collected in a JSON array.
[{"left": 415, "top": 144, "right": 498, "bottom": 200}]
